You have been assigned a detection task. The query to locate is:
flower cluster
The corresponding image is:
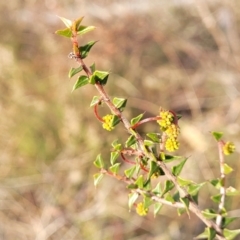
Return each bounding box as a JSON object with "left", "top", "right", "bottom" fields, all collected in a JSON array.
[
  {"left": 223, "top": 141, "right": 235, "bottom": 155},
  {"left": 102, "top": 114, "right": 114, "bottom": 131},
  {"left": 136, "top": 202, "right": 148, "bottom": 216},
  {"left": 157, "top": 109, "right": 180, "bottom": 152}
]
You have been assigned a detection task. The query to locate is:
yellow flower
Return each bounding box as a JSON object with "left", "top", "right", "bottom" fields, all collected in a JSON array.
[
  {"left": 223, "top": 142, "right": 235, "bottom": 155},
  {"left": 165, "top": 137, "right": 179, "bottom": 152},
  {"left": 165, "top": 124, "right": 180, "bottom": 138},
  {"left": 136, "top": 202, "right": 148, "bottom": 216},
  {"left": 157, "top": 110, "right": 174, "bottom": 130},
  {"left": 102, "top": 114, "right": 114, "bottom": 131}
]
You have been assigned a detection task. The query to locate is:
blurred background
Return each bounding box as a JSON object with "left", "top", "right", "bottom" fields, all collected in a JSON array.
[{"left": 0, "top": 0, "right": 240, "bottom": 239}]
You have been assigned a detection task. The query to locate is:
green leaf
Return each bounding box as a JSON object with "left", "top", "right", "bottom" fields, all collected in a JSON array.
[
  {"left": 222, "top": 217, "right": 238, "bottom": 228},
  {"left": 144, "top": 140, "right": 155, "bottom": 147},
  {"left": 75, "top": 16, "right": 84, "bottom": 30},
  {"left": 57, "top": 16, "right": 72, "bottom": 28},
  {"left": 162, "top": 154, "right": 182, "bottom": 163},
  {"left": 127, "top": 183, "right": 138, "bottom": 189},
  {"left": 223, "top": 163, "right": 233, "bottom": 175},
  {"left": 188, "top": 182, "right": 205, "bottom": 196},
  {"left": 210, "top": 179, "right": 222, "bottom": 189},
  {"left": 72, "top": 75, "right": 89, "bottom": 91},
  {"left": 125, "top": 135, "right": 137, "bottom": 147},
  {"left": 90, "top": 70, "right": 109, "bottom": 85},
  {"left": 226, "top": 186, "right": 240, "bottom": 196},
  {"left": 164, "top": 192, "right": 175, "bottom": 203},
  {"left": 135, "top": 175, "right": 144, "bottom": 189},
  {"left": 55, "top": 28, "right": 72, "bottom": 38},
  {"left": 68, "top": 66, "right": 83, "bottom": 78},
  {"left": 201, "top": 209, "right": 218, "bottom": 219},
  {"left": 146, "top": 133, "right": 160, "bottom": 143},
  {"left": 162, "top": 180, "right": 175, "bottom": 196},
  {"left": 124, "top": 165, "right": 136, "bottom": 178},
  {"left": 172, "top": 158, "right": 187, "bottom": 176},
  {"left": 177, "top": 176, "right": 194, "bottom": 187},
  {"left": 110, "top": 115, "right": 121, "bottom": 127},
  {"left": 152, "top": 182, "right": 162, "bottom": 196},
  {"left": 111, "top": 139, "right": 122, "bottom": 150},
  {"left": 211, "top": 194, "right": 221, "bottom": 203},
  {"left": 113, "top": 97, "right": 127, "bottom": 112},
  {"left": 147, "top": 161, "right": 160, "bottom": 180},
  {"left": 223, "top": 228, "right": 240, "bottom": 240},
  {"left": 77, "top": 25, "right": 95, "bottom": 35},
  {"left": 93, "top": 173, "right": 104, "bottom": 187},
  {"left": 130, "top": 113, "right": 144, "bottom": 125},
  {"left": 109, "top": 163, "right": 121, "bottom": 174},
  {"left": 212, "top": 131, "right": 223, "bottom": 141},
  {"left": 90, "top": 63, "right": 96, "bottom": 73},
  {"left": 110, "top": 151, "right": 120, "bottom": 165},
  {"left": 143, "top": 196, "right": 152, "bottom": 209},
  {"left": 94, "top": 154, "right": 104, "bottom": 168},
  {"left": 90, "top": 96, "right": 100, "bottom": 107},
  {"left": 128, "top": 192, "right": 139, "bottom": 209},
  {"left": 195, "top": 227, "right": 216, "bottom": 240},
  {"left": 180, "top": 197, "right": 190, "bottom": 217},
  {"left": 177, "top": 207, "right": 186, "bottom": 216},
  {"left": 154, "top": 203, "right": 163, "bottom": 217},
  {"left": 79, "top": 41, "right": 97, "bottom": 59}
]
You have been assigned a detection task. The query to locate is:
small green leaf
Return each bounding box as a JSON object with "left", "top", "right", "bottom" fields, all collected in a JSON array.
[
  {"left": 79, "top": 41, "right": 97, "bottom": 59},
  {"left": 110, "top": 152, "right": 120, "bottom": 165},
  {"left": 177, "top": 207, "right": 186, "bottom": 216},
  {"left": 223, "top": 228, "right": 240, "bottom": 240},
  {"left": 93, "top": 173, "right": 104, "bottom": 186},
  {"left": 172, "top": 158, "right": 187, "bottom": 176},
  {"left": 127, "top": 183, "right": 138, "bottom": 189},
  {"left": 111, "top": 139, "right": 122, "bottom": 150},
  {"left": 195, "top": 227, "right": 216, "bottom": 240},
  {"left": 222, "top": 217, "right": 238, "bottom": 228},
  {"left": 109, "top": 163, "right": 121, "bottom": 174},
  {"left": 90, "top": 96, "right": 100, "bottom": 107},
  {"left": 90, "top": 63, "right": 96, "bottom": 73},
  {"left": 154, "top": 203, "right": 163, "bottom": 217},
  {"left": 164, "top": 192, "right": 175, "bottom": 203},
  {"left": 147, "top": 161, "right": 160, "bottom": 180},
  {"left": 212, "top": 131, "right": 223, "bottom": 141},
  {"left": 131, "top": 113, "right": 144, "bottom": 125},
  {"left": 223, "top": 163, "right": 233, "bottom": 175},
  {"left": 177, "top": 176, "right": 194, "bottom": 187},
  {"left": 226, "top": 186, "right": 240, "bottom": 196},
  {"left": 180, "top": 197, "right": 190, "bottom": 217},
  {"left": 210, "top": 178, "right": 222, "bottom": 189},
  {"left": 162, "top": 154, "right": 182, "bottom": 163},
  {"left": 57, "top": 16, "right": 72, "bottom": 28},
  {"left": 143, "top": 196, "right": 152, "bottom": 209},
  {"left": 146, "top": 133, "right": 160, "bottom": 143},
  {"left": 77, "top": 25, "right": 95, "bottom": 35},
  {"left": 94, "top": 154, "right": 104, "bottom": 168},
  {"left": 72, "top": 75, "right": 89, "bottom": 91},
  {"left": 68, "top": 66, "right": 83, "bottom": 78},
  {"left": 55, "top": 28, "right": 72, "bottom": 38},
  {"left": 201, "top": 209, "right": 218, "bottom": 219},
  {"left": 188, "top": 182, "right": 205, "bottom": 196},
  {"left": 125, "top": 165, "right": 136, "bottom": 178},
  {"left": 162, "top": 180, "right": 175, "bottom": 196},
  {"left": 211, "top": 194, "right": 221, "bottom": 203},
  {"left": 75, "top": 16, "right": 84, "bottom": 30},
  {"left": 125, "top": 135, "right": 137, "bottom": 147},
  {"left": 144, "top": 140, "right": 155, "bottom": 147},
  {"left": 135, "top": 175, "right": 144, "bottom": 189},
  {"left": 128, "top": 192, "right": 139, "bottom": 209},
  {"left": 110, "top": 115, "right": 121, "bottom": 127},
  {"left": 152, "top": 182, "right": 162, "bottom": 196},
  {"left": 113, "top": 97, "right": 128, "bottom": 112},
  {"left": 90, "top": 70, "right": 109, "bottom": 85}
]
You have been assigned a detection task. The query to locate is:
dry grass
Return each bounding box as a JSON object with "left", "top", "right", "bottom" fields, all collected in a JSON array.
[{"left": 0, "top": 0, "right": 240, "bottom": 239}]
